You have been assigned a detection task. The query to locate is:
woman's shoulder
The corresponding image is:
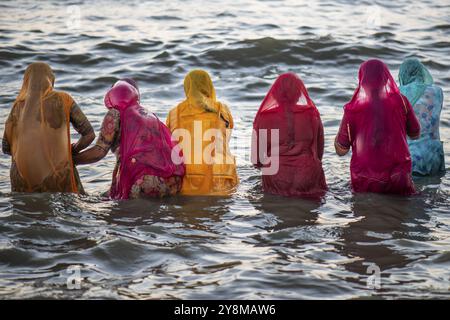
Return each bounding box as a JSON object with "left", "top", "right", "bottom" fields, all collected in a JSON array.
[
  {"left": 304, "top": 105, "right": 320, "bottom": 115},
  {"left": 52, "top": 90, "right": 72, "bottom": 99},
  {"left": 217, "top": 101, "right": 234, "bottom": 128},
  {"left": 427, "top": 84, "right": 443, "bottom": 98},
  {"left": 104, "top": 108, "right": 121, "bottom": 126},
  {"left": 342, "top": 103, "right": 355, "bottom": 114},
  {"left": 167, "top": 104, "right": 180, "bottom": 121},
  {"left": 50, "top": 91, "right": 76, "bottom": 107},
  {"left": 168, "top": 104, "right": 179, "bottom": 115},
  {"left": 385, "top": 93, "right": 411, "bottom": 114},
  {"left": 166, "top": 102, "right": 184, "bottom": 129},
  {"left": 107, "top": 107, "right": 120, "bottom": 117},
  {"left": 381, "top": 91, "right": 405, "bottom": 105},
  {"left": 218, "top": 101, "right": 231, "bottom": 113},
  {"left": 168, "top": 100, "right": 187, "bottom": 115}
]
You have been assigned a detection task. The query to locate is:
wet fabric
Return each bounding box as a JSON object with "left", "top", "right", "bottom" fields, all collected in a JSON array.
[
  {"left": 252, "top": 72, "right": 327, "bottom": 198},
  {"left": 166, "top": 70, "right": 238, "bottom": 195},
  {"left": 130, "top": 175, "right": 182, "bottom": 199},
  {"left": 336, "top": 59, "right": 420, "bottom": 195},
  {"left": 103, "top": 80, "right": 185, "bottom": 200},
  {"left": 2, "top": 62, "right": 86, "bottom": 193},
  {"left": 399, "top": 58, "right": 434, "bottom": 106},
  {"left": 399, "top": 58, "right": 445, "bottom": 175},
  {"left": 95, "top": 108, "right": 183, "bottom": 199}
]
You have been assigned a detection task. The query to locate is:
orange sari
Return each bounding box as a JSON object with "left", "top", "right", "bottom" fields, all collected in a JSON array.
[{"left": 3, "top": 63, "right": 81, "bottom": 193}]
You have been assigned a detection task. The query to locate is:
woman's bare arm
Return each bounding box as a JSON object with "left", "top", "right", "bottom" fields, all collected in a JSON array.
[
  {"left": 334, "top": 137, "right": 349, "bottom": 156},
  {"left": 2, "top": 107, "right": 14, "bottom": 156},
  {"left": 2, "top": 137, "right": 11, "bottom": 156},
  {"left": 70, "top": 103, "right": 95, "bottom": 154},
  {"left": 74, "top": 109, "right": 119, "bottom": 165},
  {"left": 335, "top": 111, "right": 351, "bottom": 156},
  {"left": 73, "top": 145, "right": 108, "bottom": 165}
]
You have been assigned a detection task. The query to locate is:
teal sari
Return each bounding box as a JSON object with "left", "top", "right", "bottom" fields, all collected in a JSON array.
[{"left": 399, "top": 58, "right": 445, "bottom": 176}]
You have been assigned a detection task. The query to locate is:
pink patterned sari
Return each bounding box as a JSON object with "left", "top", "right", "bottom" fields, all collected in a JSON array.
[{"left": 104, "top": 80, "right": 185, "bottom": 199}]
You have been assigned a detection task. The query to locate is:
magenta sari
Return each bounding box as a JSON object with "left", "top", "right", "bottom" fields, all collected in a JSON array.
[
  {"left": 104, "top": 81, "right": 185, "bottom": 199},
  {"left": 252, "top": 72, "right": 327, "bottom": 198},
  {"left": 336, "top": 59, "right": 420, "bottom": 195}
]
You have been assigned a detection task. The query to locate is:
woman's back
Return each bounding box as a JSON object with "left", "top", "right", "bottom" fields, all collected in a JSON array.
[
  {"left": 345, "top": 94, "right": 413, "bottom": 174},
  {"left": 3, "top": 63, "right": 85, "bottom": 192},
  {"left": 399, "top": 58, "right": 445, "bottom": 175},
  {"left": 256, "top": 106, "right": 322, "bottom": 162},
  {"left": 167, "top": 70, "right": 238, "bottom": 196},
  {"left": 252, "top": 73, "right": 326, "bottom": 198},
  {"left": 8, "top": 92, "right": 71, "bottom": 189},
  {"left": 335, "top": 59, "right": 420, "bottom": 195},
  {"left": 410, "top": 84, "right": 443, "bottom": 139}
]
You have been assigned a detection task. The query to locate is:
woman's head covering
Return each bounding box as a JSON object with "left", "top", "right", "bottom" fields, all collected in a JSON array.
[
  {"left": 104, "top": 79, "right": 185, "bottom": 199},
  {"left": 120, "top": 78, "right": 140, "bottom": 101},
  {"left": 183, "top": 70, "right": 233, "bottom": 126},
  {"left": 14, "top": 62, "right": 56, "bottom": 127},
  {"left": 399, "top": 58, "right": 434, "bottom": 106},
  {"left": 255, "top": 72, "right": 316, "bottom": 117},
  {"left": 184, "top": 70, "right": 216, "bottom": 111},
  {"left": 104, "top": 80, "right": 140, "bottom": 112},
  {"left": 253, "top": 72, "right": 318, "bottom": 147},
  {"left": 15, "top": 62, "right": 55, "bottom": 106},
  {"left": 120, "top": 78, "right": 139, "bottom": 91},
  {"left": 345, "top": 59, "right": 401, "bottom": 110}
]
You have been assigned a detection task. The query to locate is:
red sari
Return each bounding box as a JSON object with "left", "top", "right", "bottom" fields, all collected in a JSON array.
[
  {"left": 252, "top": 72, "right": 327, "bottom": 198},
  {"left": 336, "top": 59, "right": 420, "bottom": 195}
]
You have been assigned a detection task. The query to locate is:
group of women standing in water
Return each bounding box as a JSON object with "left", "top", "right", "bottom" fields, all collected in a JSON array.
[{"left": 1, "top": 58, "right": 445, "bottom": 200}]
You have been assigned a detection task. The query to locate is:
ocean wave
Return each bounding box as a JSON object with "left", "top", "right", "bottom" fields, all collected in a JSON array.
[
  {"left": 94, "top": 40, "right": 163, "bottom": 54},
  {"left": 201, "top": 36, "right": 408, "bottom": 68},
  {"left": 54, "top": 53, "right": 110, "bottom": 66},
  {"left": 149, "top": 15, "right": 183, "bottom": 21}
]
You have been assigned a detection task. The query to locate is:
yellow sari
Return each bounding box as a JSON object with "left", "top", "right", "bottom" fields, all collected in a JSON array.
[
  {"left": 167, "top": 70, "right": 238, "bottom": 195},
  {"left": 3, "top": 62, "right": 80, "bottom": 193}
]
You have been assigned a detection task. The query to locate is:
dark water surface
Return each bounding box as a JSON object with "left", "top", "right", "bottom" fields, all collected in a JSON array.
[{"left": 0, "top": 0, "right": 449, "bottom": 299}]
